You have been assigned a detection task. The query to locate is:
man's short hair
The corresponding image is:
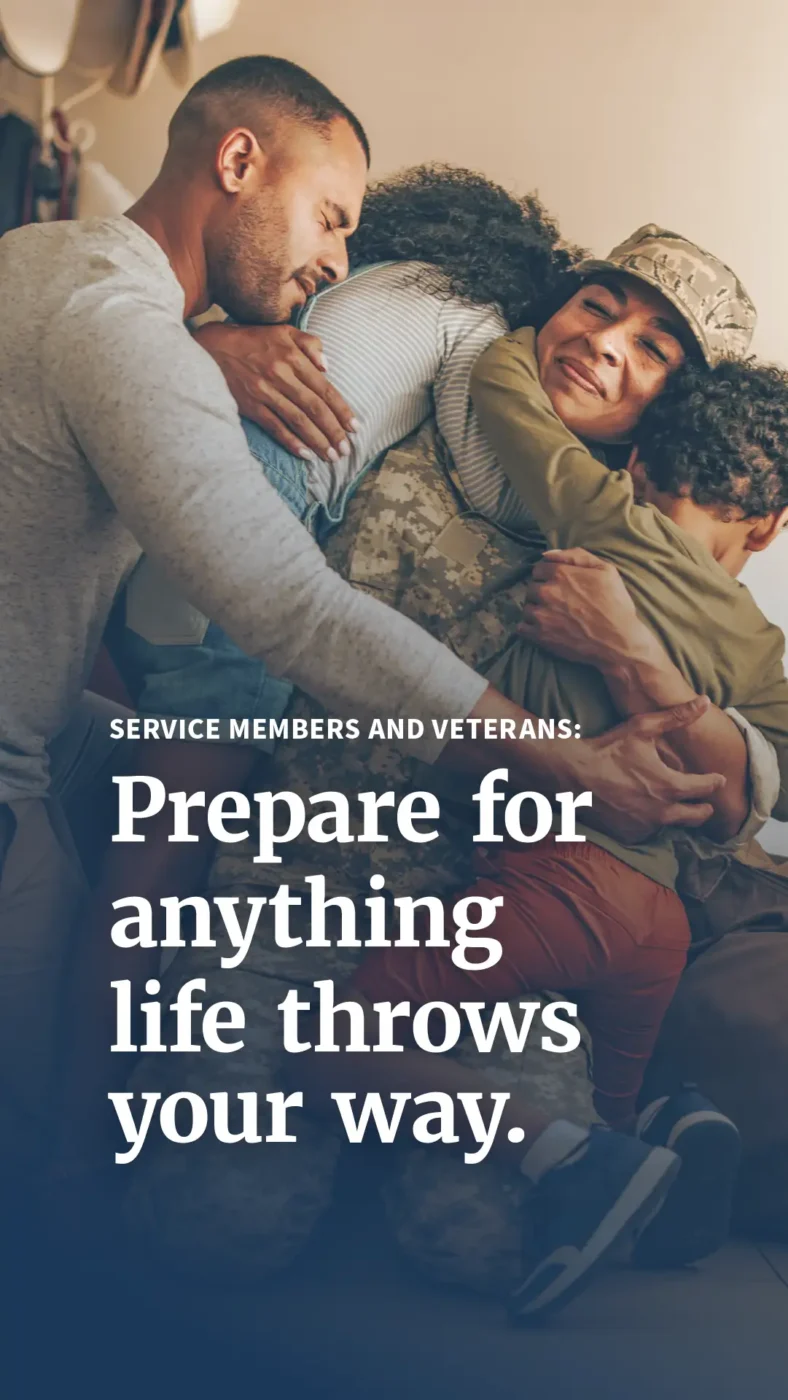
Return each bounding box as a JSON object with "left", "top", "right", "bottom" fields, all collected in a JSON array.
[
  {"left": 636, "top": 358, "right": 788, "bottom": 518},
  {"left": 169, "top": 55, "right": 370, "bottom": 163}
]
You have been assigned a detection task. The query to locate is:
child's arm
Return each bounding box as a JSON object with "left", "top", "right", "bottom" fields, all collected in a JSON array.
[
  {"left": 431, "top": 303, "right": 515, "bottom": 516},
  {"left": 470, "top": 328, "right": 632, "bottom": 544},
  {"left": 520, "top": 548, "right": 779, "bottom": 843}
]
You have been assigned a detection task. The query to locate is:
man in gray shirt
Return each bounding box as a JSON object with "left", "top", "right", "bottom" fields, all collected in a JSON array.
[{"left": 0, "top": 56, "right": 720, "bottom": 1177}]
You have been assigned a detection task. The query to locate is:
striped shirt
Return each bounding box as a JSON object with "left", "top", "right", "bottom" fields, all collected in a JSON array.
[{"left": 300, "top": 261, "right": 539, "bottom": 533}]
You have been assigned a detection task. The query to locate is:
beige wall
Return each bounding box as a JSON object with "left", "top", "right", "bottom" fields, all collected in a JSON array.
[{"left": 82, "top": 0, "right": 788, "bottom": 360}]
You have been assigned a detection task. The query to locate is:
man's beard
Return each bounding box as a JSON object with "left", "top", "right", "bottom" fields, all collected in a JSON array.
[
  {"left": 217, "top": 268, "right": 293, "bottom": 324},
  {"left": 209, "top": 196, "right": 295, "bottom": 324}
]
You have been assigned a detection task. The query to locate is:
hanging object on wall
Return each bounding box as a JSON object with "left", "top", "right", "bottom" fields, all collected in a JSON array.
[
  {"left": 0, "top": 1, "right": 146, "bottom": 231},
  {"left": 67, "top": 0, "right": 140, "bottom": 78},
  {"left": 0, "top": 104, "right": 81, "bottom": 234},
  {"left": 0, "top": 110, "right": 38, "bottom": 235},
  {"left": 163, "top": 0, "right": 242, "bottom": 88},
  {"left": 0, "top": 0, "right": 81, "bottom": 76},
  {"left": 32, "top": 106, "right": 80, "bottom": 220},
  {"left": 109, "top": 0, "right": 177, "bottom": 98}
]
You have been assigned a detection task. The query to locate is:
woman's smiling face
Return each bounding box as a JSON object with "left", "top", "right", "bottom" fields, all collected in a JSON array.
[{"left": 536, "top": 272, "right": 692, "bottom": 443}]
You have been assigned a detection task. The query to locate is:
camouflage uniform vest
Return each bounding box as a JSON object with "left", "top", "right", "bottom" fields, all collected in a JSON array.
[{"left": 211, "top": 418, "right": 546, "bottom": 905}]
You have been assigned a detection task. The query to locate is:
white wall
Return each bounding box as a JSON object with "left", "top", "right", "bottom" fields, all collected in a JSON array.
[{"left": 76, "top": 0, "right": 788, "bottom": 849}]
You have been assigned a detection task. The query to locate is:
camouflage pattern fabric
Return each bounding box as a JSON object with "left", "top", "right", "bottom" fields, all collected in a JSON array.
[
  {"left": 126, "top": 1017, "right": 341, "bottom": 1275},
  {"left": 577, "top": 223, "right": 756, "bottom": 366},
  {"left": 124, "top": 905, "right": 348, "bottom": 1276},
  {"left": 124, "top": 420, "right": 597, "bottom": 1280}
]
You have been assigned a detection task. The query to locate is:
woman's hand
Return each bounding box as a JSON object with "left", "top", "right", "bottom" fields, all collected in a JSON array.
[
  {"left": 519, "top": 546, "right": 659, "bottom": 670},
  {"left": 193, "top": 321, "right": 358, "bottom": 462}
]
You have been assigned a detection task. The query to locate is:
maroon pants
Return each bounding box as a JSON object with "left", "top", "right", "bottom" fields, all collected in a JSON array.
[{"left": 351, "top": 839, "right": 691, "bottom": 1124}]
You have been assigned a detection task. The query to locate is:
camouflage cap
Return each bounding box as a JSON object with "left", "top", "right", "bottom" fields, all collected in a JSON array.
[{"left": 576, "top": 224, "right": 756, "bottom": 366}]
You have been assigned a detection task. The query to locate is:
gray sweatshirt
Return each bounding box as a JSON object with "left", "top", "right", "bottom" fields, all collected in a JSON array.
[{"left": 0, "top": 217, "right": 485, "bottom": 800}]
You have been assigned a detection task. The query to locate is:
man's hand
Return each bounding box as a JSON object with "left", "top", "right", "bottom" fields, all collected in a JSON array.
[
  {"left": 519, "top": 547, "right": 659, "bottom": 670},
  {"left": 448, "top": 686, "right": 725, "bottom": 845},
  {"left": 564, "top": 698, "right": 726, "bottom": 843},
  {"left": 517, "top": 548, "right": 752, "bottom": 841},
  {"left": 193, "top": 321, "right": 358, "bottom": 462}
]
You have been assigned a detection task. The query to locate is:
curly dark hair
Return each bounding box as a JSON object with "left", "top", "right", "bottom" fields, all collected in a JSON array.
[
  {"left": 636, "top": 358, "right": 788, "bottom": 517},
  {"left": 347, "top": 163, "right": 584, "bottom": 329}
]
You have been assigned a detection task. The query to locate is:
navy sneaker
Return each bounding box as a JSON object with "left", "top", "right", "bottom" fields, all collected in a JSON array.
[
  {"left": 633, "top": 1085, "right": 741, "bottom": 1268},
  {"left": 509, "top": 1127, "right": 679, "bottom": 1322}
]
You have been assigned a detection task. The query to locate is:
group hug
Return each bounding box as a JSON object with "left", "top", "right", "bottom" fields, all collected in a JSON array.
[{"left": 0, "top": 54, "right": 786, "bottom": 1321}]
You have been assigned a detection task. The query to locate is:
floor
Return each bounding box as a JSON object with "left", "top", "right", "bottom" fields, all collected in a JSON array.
[
  {"left": 193, "top": 1234, "right": 788, "bottom": 1400},
  {"left": 7, "top": 1207, "right": 788, "bottom": 1398}
]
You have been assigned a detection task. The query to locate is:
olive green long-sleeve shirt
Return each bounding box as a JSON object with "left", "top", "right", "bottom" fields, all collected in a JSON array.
[{"left": 471, "top": 327, "right": 788, "bottom": 886}]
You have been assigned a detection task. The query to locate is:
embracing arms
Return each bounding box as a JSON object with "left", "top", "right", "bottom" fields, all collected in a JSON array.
[
  {"left": 173, "top": 317, "right": 724, "bottom": 839},
  {"left": 518, "top": 549, "right": 759, "bottom": 841},
  {"left": 469, "top": 329, "right": 782, "bottom": 842}
]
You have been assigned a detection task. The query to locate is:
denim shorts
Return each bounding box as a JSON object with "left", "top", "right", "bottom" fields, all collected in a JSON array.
[{"left": 112, "top": 421, "right": 312, "bottom": 751}]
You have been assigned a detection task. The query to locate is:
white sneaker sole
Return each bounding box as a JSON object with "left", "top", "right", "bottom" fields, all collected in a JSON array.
[{"left": 510, "top": 1146, "right": 680, "bottom": 1322}]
